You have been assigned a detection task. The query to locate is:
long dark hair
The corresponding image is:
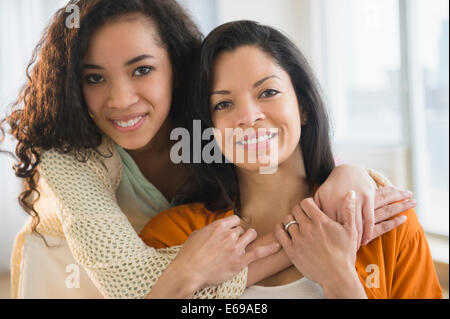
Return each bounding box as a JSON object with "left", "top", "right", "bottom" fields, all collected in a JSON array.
[
  {"left": 0, "top": 0, "right": 202, "bottom": 233},
  {"left": 182, "top": 20, "right": 335, "bottom": 214}
]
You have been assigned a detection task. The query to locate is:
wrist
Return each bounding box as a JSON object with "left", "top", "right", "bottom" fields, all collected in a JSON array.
[
  {"left": 321, "top": 264, "right": 367, "bottom": 299},
  {"left": 146, "top": 261, "right": 202, "bottom": 299}
]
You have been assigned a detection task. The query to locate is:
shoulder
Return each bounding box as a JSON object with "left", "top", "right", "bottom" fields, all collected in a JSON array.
[
  {"left": 144, "top": 202, "right": 232, "bottom": 233},
  {"left": 356, "top": 208, "right": 429, "bottom": 298},
  {"left": 360, "top": 208, "right": 423, "bottom": 257},
  {"left": 356, "top": 208, "right": 424, "bottom": 272},
  {"left": 139, "top": 202, "right": 233, "bottom": 248},
  {"left": 39, "top": 136, "right": 122, "bottom": 190},
  {"left": 387, "top": 208, "right": 423, "bottom": 249}
]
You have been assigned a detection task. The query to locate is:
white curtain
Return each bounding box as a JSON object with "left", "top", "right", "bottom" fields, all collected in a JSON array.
[{"left": 0, "top": 0, "right": 66, "bottom": 273}]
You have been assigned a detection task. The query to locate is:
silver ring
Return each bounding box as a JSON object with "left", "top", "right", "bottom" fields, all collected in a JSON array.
[{"left": 284, "top": 220, "right": 299, "bottom": 232}]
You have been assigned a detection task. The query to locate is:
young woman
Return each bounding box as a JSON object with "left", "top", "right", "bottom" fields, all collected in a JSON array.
[
  {"left": 2, "top": 0, "right": 412, "bottom": 298},
  {"left": 140, "top": 21, "right": 442, "bottom": 299}
]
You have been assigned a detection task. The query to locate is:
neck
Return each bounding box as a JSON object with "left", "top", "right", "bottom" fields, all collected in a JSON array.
[
  {"left": 125, "top": 118, "right": 189, "bottom": 201},
  {"left": 237, "top": 147, "right": 312, "bottom": 235},
  {"left": 127, "top": 117, "right": 174, "bottom": 162}
]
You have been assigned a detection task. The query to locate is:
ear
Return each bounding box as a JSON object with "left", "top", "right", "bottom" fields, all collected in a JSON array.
[{"left": 300, "top": 109, "right": 307, "bottom": 126}]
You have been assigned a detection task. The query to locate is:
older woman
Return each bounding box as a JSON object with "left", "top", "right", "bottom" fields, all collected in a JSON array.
[{"left": 140, "top": 21, "right": 442, "bottom": 299}]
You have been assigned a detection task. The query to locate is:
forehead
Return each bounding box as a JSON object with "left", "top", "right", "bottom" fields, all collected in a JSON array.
[
  {"left": 84, "top": 15, "right": 165, "bottom": 60},
  {"left": 212, "top": 46, "right": 285, "bottom": 87}
]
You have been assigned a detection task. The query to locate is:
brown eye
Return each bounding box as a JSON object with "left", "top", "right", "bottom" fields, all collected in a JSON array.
[
  {"left": 260, "top": 89, "right": 279, "bottom": 98},
  {"left": 213, "top": 101, "right": 232, "bottom": 111},
  {"left": 133, "top": 66, "right": 153, "bottom": 76},
  {"left": 85, "top": 74, "right": 104, "bottom": 84}
]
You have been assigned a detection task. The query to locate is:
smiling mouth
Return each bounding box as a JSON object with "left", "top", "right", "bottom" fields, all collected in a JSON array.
[
  {"left": 236, "top": 132, "right": 278, "bottom": 146},
  {"left": 113, "top": 115, "right": 145, "bottom": 128},
  {"left": 111, "top": 113, "right": 148, "bottom": 132}
]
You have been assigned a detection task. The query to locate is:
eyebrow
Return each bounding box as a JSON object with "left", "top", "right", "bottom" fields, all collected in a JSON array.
[
  {"left": 83, "top": 54, "right": 155, "bottom": 70},
  {"left": 253, "top": 75, "right": 280, "bottom": 88},
  {"left": 211, "top": 75, "right": 280, "bottom": 96}
]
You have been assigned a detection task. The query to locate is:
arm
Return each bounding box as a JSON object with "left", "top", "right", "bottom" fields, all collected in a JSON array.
[
  {"left": 245, "top": 233, "right": 290, "bottom": 287},
  {"left": 39, "top": 149, "right": 247, "bottom": 299},
  {"left": 244, "top": 183, "right": 415, "bottom": 286},
  {"left": 145, "top": 216, "right": 279, "bottom": 298}
]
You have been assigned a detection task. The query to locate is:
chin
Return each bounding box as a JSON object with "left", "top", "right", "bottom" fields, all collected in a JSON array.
[
  {"left": 235, "top": 161, "right": 275, "bottom": 172},
  {"left": 113, "top": 136, "right": 150, "bottom": 151}
]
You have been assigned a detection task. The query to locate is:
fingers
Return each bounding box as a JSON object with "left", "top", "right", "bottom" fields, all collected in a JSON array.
[
  {"left": 232, "top": 226, "right": 245, "bottom": 241},
  {"left": 342, "top": 191, "right": 357, "bottom": 230},
  {"left": 299, "top": 198, "right": 325, "bottom": 222},
  {"left": 236, "top": 228, "right": 257, "bottom": 248},
  {"left": 366, "top": 215, "right": 407, "bottom": 245},
  {"left": 241, "top": 241, "right": 281, "bottom": 266},
  {"left": 274, "top": 222, "right": 292, "bottom": 250},
  {"left": 361, "top": 197, "right": 375, "bottom": 246},
  {"left": 374, "top": 186, "right": 413, "bottom": 209},
  {"left": 283, "top": 211, "right": 302, "bottom": 238},
  {"left": 374, "top": 199, "right": 417, "bottom": 223},
  {"left": 217, "top": 214, "right": 241, "bottom": 229},
  {"left": 313, "top": 191, "right": 323, "bottom": 210},
  {"left": 354, "top": 200, "right": 363, "bottom": 248}
]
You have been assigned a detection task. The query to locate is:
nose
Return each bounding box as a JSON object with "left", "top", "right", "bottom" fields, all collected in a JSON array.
[
  {"left": 235, "top": 97, "right": 265, "bottom": 128},
  {"left": 106, "top": 78, "right": 139, "bottom": 109}
]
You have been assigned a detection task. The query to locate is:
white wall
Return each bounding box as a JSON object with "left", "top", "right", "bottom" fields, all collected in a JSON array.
[
  {"left": 0, "top": 0, "right": 66, "bottom": 273},
  {"left": 216, "top": 0, "right": 320, "bottom": 70}
]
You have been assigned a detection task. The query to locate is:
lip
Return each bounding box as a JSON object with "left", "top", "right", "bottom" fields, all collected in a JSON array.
[
  {"left": 236, "top": 132, "right": 278, "bottom": 151},
  {"left": 110, "top": 112, "right": 148, "bottom": 121},
  {"left": 111, "top": 113, "right": 148, "bottom": 133}
]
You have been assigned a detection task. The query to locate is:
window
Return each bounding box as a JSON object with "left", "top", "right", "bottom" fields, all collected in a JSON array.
[
  {"left": 321, "top": 0, "right": 403, "bottom": 144},
  {"left": 320, "top": 0, "right": 449, "bottom": 236},
  {"left": 410, "top": 0, "right": 449, "bottom": 235}
]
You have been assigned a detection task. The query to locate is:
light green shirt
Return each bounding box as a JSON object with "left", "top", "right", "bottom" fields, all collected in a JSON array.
[{"left": 114, "top": 144, "right": 173, "bottom": 233}]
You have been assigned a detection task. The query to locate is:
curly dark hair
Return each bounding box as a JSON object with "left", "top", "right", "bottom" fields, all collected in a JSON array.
[
  {"left": 182, "top": 21, "right": 335, "bottom": 214},
  {"left": 0, "top": 0, "right": 202, "bottom": 234}
]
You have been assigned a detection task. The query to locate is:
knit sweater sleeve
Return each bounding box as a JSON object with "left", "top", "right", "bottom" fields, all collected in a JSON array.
[
  {"left": 366, "top": 168, "right": 392, "bottom": 187},
  {"left": 37, "top": 148, "right": 247, "bottom": 299}
]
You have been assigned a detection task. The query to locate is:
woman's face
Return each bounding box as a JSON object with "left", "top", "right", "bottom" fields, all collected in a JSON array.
[
  {"left": 82, "top": 16, "right": 173, "bottom": 151},
  {"left": 210, "top": 45, "right": 303, "bottom": 172}
]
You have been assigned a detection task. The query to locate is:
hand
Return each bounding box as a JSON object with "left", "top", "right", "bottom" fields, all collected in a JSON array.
[
  {"left": 275, "top": 191, "right": 366, "bottom": 298},
  {"left": 314, "top": 165, "right": 414, "bottom": 247},
  {"left": 174, "top": 215, "right": 280, "bottom": 290},
  {"left": 314, "top": 165, "right": 376, "bottom": 249},
  {"left": 364, "top": 186, "right": 414, "bottom": 245}
]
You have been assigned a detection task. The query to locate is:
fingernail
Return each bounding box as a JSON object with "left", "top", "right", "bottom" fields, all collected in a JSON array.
[
  {"left": 406, "top": 190, "right": 413, "bottom": 197},
  {"left": 399, "top": 215, "right": 407, "bottom": 221},
  {"left": 350, "top": 190, "right": 356, "bottom": 200}
]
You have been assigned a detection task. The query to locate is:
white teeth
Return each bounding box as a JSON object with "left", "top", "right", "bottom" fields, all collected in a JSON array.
[
  {"left": 239, "top": 133, "right": 275, "bottom": 145},
  {"left": 114, "top": 116, "right": 143, "bottom": 128}
]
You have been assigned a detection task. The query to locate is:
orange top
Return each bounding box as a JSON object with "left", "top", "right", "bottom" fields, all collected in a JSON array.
[{"left": 139, "top": 202, "right": 443, "bottom": 299}]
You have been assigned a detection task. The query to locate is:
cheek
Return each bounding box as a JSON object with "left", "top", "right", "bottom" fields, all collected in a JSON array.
[
  {"left": 212, "top": 123, "right": 227, "bottom": 152},
  {"left": 277, "top": 98, "right": 302, "bottom": 145},
  {"left": 138, "top": 77, "right": 172, "bottom": 112},
  {"left": 82, "top": 85, "right": 104, "bottom": 115},
  {"left": 211, "top": 120, "right": 234, "bottom": 161}
]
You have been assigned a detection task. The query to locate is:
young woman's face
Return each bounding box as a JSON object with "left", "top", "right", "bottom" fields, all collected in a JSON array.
[
  {"left": 210, "top": 45, "right": 303, "bottom": 172},
  {"left": 82, "top": 16, "right": 173, "bottom": 151}
]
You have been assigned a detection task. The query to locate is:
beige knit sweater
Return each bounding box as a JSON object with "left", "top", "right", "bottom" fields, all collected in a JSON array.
[
  {"left": 11, "top": 137, "right": 247, "bottom": 299},
  {"left": 10, "top": 136, "right": 390, "bottom": 299}
]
